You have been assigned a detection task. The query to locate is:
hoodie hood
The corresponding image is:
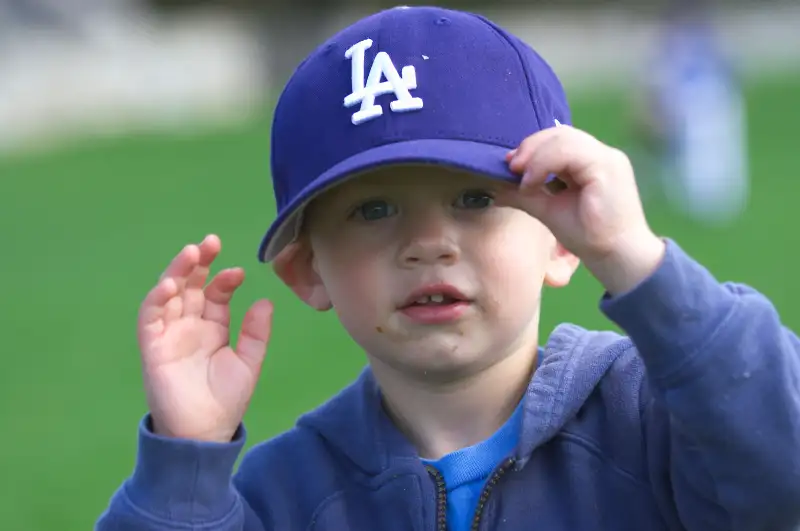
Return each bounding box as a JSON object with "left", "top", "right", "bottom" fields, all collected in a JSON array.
[{"left": 296, "top": 323, "right": 632, "bottom": 475}]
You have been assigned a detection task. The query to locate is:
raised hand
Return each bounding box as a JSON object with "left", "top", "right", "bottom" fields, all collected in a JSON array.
[
  {"left": 500, "top": 125, "right": 666, "bottom": 295},
  {"left": 137, "top": 235, "right": 274, "bottom": 443}
]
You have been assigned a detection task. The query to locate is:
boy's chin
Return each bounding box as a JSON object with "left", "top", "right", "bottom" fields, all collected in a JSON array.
[{"left": 372, "top": 339, "right": 497, "bottom": 384}]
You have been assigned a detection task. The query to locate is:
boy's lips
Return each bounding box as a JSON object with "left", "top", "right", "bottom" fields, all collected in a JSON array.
[
  {"left": 398, "top": 283, "right": 471, "bottom": 309},
  {"left": 397, "top": 284, "right": 473, "bottom": 325}
]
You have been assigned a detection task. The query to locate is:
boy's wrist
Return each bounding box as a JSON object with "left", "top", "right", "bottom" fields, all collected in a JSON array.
[
  {"left": 583, "top": 230, "right": 667, "bottom": 296},
  {"left": 150, "top": 415, "right": 239, "bottom": 444}
]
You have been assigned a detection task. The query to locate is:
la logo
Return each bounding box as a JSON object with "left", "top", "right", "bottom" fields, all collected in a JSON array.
[{"left": 343, "top": 39, "right": 424, "bottom": 125}]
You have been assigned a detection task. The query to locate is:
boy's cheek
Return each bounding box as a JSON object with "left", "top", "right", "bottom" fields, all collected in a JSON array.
[{"left": 323, "top": 259, "right": 386, "bottom": 304}]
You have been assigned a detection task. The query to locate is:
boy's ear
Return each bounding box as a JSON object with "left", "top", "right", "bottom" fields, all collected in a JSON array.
[
  {"left": 272, "top": 241, "right": 332, "bottom": 311},
  {"left": 544, "top": 241, "right": 580, "bottom": 288}
]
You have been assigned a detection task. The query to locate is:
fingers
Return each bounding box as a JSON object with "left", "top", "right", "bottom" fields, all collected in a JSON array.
[
  {"left": 159, "top": 242, "right": 201, "bottom": 287},
  {"left": 140, "top": 235, "right": 255, "bottom": 347},
  {"left": 185, "top": 235, "right": 222, "bottom": 290},
  {"left": 507, "top": 126, "right": 604, "bottom": 191},
  {"left": 234, "top": 299, "right": 274, "bottom": 373},
  {"left": 183, "top": 235, "right": 222, "bottom": 317},
  {"left": 150, "top": 235, "right": 222, "bottom": 327},
  {"left": 202, "top": 267, "right": 246, "bottom": 326},
  {"left": 154, "top": 243, "right": 200, "bottom": 326},
  {"left": 138, "top": 276, "right": 179, "bottom": 341}
]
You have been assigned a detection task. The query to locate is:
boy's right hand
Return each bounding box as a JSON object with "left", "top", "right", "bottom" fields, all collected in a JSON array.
[{"left": 137, "top": 235, "right": 274, "bottom": 443}]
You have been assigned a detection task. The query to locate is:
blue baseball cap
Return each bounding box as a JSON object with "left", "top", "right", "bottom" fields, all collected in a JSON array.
[{"left": 258, "top": 5, "right": 571, "bottom": 262}]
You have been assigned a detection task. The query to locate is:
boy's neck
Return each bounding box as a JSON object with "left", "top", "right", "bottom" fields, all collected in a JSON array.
[{"left": 373, "top": 340, "right": 538, "bottom": 461}]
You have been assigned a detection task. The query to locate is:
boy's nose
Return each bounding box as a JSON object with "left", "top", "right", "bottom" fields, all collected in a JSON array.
[
  {"left": 397, "top": 218, "right": 461, "bottom": 267},
  {"left": 400, "top": 239, "right": 460, "bottom": 267}
]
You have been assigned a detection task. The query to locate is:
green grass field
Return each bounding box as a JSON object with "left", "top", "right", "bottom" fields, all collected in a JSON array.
[{"left": 1, "top": 73, "right": 799, "bottom": 530}]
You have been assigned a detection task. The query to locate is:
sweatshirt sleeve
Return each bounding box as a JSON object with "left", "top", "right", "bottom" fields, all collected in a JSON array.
[
  {"left": 95, "top": 415, "right": 268, "bottom": 531},
  {"left": 600, "top": 239, "right": 800, "bottom": 531}
]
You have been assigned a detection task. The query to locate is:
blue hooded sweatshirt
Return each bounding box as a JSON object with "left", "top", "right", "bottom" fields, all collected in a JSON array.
[{"left": 96, "top": 240, "right": 800, "bottom": 531}]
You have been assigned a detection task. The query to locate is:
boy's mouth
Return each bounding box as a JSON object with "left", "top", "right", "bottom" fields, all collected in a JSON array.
[
  {"left": 399, "top": 284, "right": 471, "bottom": 309},
  {"left": 398, "top": 284, "right": 473, "bottom": 325},
  {"left": 409, "top": 294, "right": 460, "bottom": 306}
]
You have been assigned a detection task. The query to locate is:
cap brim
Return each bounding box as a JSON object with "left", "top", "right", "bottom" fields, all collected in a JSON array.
[{"left": 258, "top": 138, "right": 519, "bottom": 262}]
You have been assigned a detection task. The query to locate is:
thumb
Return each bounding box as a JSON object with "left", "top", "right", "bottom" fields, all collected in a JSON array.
[{"left": 235, "top": 299, "right": 274, "bottom": 373}]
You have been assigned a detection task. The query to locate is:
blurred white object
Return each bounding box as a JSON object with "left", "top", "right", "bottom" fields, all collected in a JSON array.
[
  {"left": 662, "top": 68, "right": 749, "bottom": 224},
  {"left": 632, "top": 2, "right": 751, "bottom": 225},
  {"left": 0, "top": 1, "right": 266, "bottom": 154}
]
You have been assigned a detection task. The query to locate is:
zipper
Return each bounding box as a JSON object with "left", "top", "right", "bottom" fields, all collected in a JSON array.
[
  {"left": 425, "top": 465, "right": 448, "bottom": 531},
  {"left": 469, "top": 457, "right": 516, "bottom": 531},
  {"left": 426, "top": 457, "right": 516, "bottom": 531}
]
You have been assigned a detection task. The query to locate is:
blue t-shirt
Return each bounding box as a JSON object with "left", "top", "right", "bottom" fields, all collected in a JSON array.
[
  {"left": 421, "top": 351, "right": 540, "bottom": 531},
  {"left": 422, "top": 401, "right": 523, "bottom": 531}
]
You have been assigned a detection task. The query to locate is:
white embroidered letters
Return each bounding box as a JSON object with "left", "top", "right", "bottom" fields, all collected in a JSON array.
[{"left": 343, "top": 39, "right": 423, "bottom": 125}]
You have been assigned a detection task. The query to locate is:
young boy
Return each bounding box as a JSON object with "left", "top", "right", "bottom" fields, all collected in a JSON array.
[{"left": 96, "top": 6, "right": 800, "bottom": 531}]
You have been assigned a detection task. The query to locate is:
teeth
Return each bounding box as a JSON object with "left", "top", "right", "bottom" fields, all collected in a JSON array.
[{"left": 413, "top": 294, "right": 448, "bottom": 305}]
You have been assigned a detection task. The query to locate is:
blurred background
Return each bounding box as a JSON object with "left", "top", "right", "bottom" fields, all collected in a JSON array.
[{"left": 1, "top": 0, "right": 798, "bottom": 528}]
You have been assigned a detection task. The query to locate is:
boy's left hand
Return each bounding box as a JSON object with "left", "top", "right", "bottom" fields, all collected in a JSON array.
[{"left": 500, "top": 124, "right": 666, "bottom": 296}]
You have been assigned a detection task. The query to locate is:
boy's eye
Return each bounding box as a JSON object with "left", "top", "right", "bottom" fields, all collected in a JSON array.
[
  {"left": 351, "top": 200, "right": 397, "bottom": 221},
  {"left": 454, "top": 189, "right": 494, "bottom": 210}
]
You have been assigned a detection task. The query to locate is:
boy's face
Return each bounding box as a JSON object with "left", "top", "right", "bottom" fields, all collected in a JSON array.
[{"left": 276, "top": 165, "right": 578, "bottom": 382}]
